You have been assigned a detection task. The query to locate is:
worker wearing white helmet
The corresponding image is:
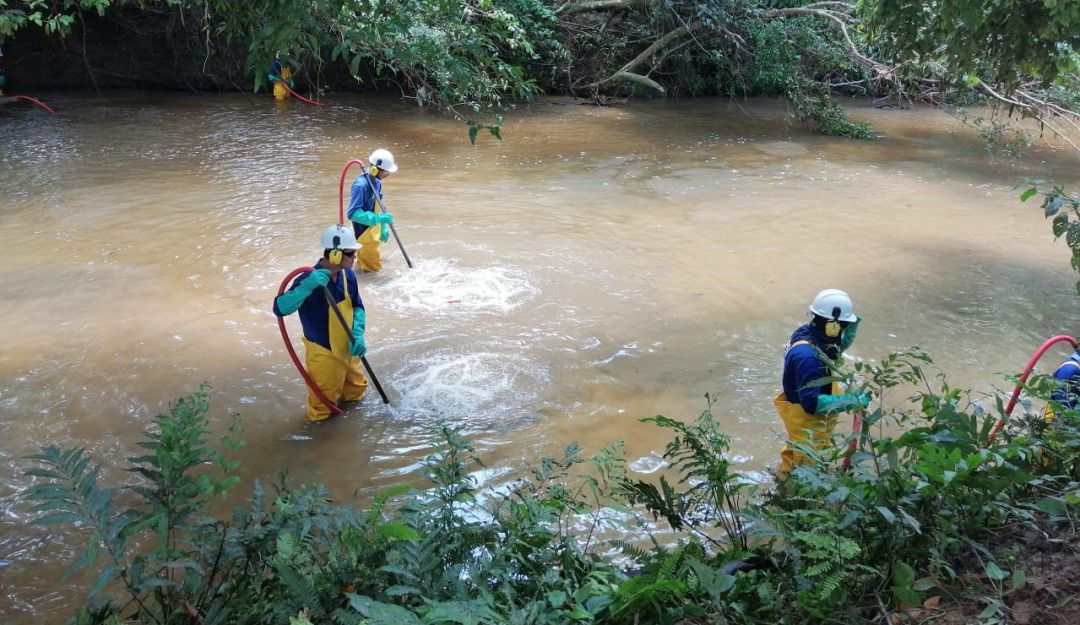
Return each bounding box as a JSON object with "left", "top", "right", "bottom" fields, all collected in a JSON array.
[
  {"left": 774, "top": 289, "right": 868, "bottom": 475},
  {"left": 347, "top": 148, "right": 398, "bottom": 272},
  {"left": 273, "top": 224, "right": 369, "bottom": 421}
]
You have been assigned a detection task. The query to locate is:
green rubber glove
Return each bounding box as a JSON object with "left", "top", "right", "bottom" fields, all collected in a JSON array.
[
  {"left": 288, "top": 79, "right": 295, "bottom": 88},
  {"left": 274, "top": 269, "right": 330, "bottom": 315},
  {"left": 268, "top": 73, "right": 280, "bottom": 82},
  {"left": 375, "top": 212, "right": 394, "bottom": 225},
  {"left": 840, "top": 315, "right": 861, "bottom": 352},
  {"left": 379, "top": 223, "right": 390, "bottom": 242},
  {"left": 815, "top": 392, "right": 869, "bottom": 415},
  {"left": 350, "top": 308, "right": 367, "bottom": 357},
  {"left": 350, "top": 210, "right": 381, "bottom": 227}
]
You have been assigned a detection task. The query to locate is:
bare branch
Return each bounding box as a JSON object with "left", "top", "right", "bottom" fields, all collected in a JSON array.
[
  {"left": 975, "top": 80, "right": 1080, "bottom": 151},
  {"left": 588, "top": 25, "right": 690, "bottom": 91},
  {"left": 557, "top": 0, "right": 650, "bottom": 15}
]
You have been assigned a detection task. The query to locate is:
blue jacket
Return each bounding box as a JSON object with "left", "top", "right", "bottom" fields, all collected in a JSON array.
[
  {"left": 782, "top": 324, "right": 837, "bottom": 415},
  {"left": 347, "top": 173, "right": 382, "bottom": 238},
  {"left": 272, "top": 260, "right": 364, "bottom": 351},
  {"left": 1051, "top": 353, "right": 1080, "bottom": 409}
]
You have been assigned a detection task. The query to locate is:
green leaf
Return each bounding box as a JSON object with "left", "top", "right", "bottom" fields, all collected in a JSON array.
[
  {"left": 468, "top": 124, "right": 479, "bottom": 145},
  {"left": 1066, "top": 222, "right": 1080, "bottom": 248},
  {"left": 1034, "top": 497, "right": 1067, "bottom": 517},
  {"left": 346, "top": 594, "right": 421, "bottom": 625},
  {"left": 1011, "top": 568, "right": 1027, "bottom": 590},
  {"left": 893, "top": 562, "right": 916, "bottom": 588},
  {"left": 984, "top": 561, "right": 1008, "bottom": 581},
  {"left": 1020, "top": 187, "right": 1038, "bottom": 202},
  {"left": 489, "top": 125, "right": 502, "bottom": 141},
  {"left": 892, "top": 585, "right": 921, "bottom": 606},
  {"left": 1053, "top": 213, "right": 1069, "bottom": 237},
  {"left": 876, "top": 506, "right": 897, "bottom": 524}
]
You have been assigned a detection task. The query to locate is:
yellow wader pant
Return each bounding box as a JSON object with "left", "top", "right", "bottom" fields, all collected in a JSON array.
[
  {"left": 273, "top": 67, "right": 293, "bottom": 100},
  {"left": 357, "top": 224, "right": 383, "bottom": 273},
  {"left": 302, "top": 280, "right": 367, "bottom": 421},
  {"left": 775, "top": 340, "right": 840, "bottom": 476}
]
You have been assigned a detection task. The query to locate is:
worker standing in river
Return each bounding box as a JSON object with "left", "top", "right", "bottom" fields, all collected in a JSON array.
[
  {"left": 1047, "top": 350, "right": 1080, "bottom": 418},
  {"left": 774, "top": 289, "right": 868, "bottom": 476},
  {"left": 347, "top": 148, "right": 397, "bottom": 273},
  {"left": 273, "top": 224, "right": 368, "bottom": 422},
  {"left": 268, "top": 52, "right": 295, "bottom": 101}
]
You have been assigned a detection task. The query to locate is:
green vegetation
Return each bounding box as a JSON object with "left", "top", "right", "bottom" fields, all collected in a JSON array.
[
  {"left": 3, "top": 2, "right": 1078, "bottom": 140},
  {"left": 24, "top": 350, "right": 1080, "bottom": 624},
  {"left": 1021, "top": 183, "right": 1080, "bottom": 293}
]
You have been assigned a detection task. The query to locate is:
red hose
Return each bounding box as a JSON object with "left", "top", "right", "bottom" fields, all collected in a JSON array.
[
  {"left": 987, "top": 334, "right": 1078, "bottom": 445},
  {"left": 841, "top": 409, "right": 864, "bottom": 473},
  {"left": 338, "top": 159, "right": 366, "bottom": 224},
  {"left": 280, "top": 81, "right": 325, "bottom": 106},
  {"left": 12, "top": 95, "right": 55, "bottom": 114},
  {"left": 277, "top": 267, "right": 342, "bottom": 416}
]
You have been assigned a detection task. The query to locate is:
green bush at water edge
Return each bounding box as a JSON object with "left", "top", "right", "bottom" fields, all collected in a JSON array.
[{"left": 22, "top": 352, "right": 1080, "bottom": 624}]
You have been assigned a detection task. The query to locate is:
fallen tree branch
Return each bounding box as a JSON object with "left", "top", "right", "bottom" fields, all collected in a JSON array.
[
  {"left": 588, "top": 24, "right": 690, "bottom": 92},
  {"left": 557, "top": 0, "right": 650, "bottom": 15}
]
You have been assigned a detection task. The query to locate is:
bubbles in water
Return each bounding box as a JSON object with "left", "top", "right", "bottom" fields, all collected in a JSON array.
[
  {"left": 378, "top": 257, "right": 539, "bottom": 315},
  {"left": 629, "top": 454, "right": 667, "bottom": 474},
  {"left": 387, "top": 349, "right": 548, "bottom": 428}
]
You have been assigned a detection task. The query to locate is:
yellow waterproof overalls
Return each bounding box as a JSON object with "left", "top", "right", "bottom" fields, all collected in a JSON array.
[
  {"left": 774, "top": 340, "right": 840, "bottom": 476},
  {"left": 302, "top": 276, "right": 367, "bottom": 422},
  {"left": 356, "top": 224, "right": 383, "bottom": 273},
  {"left": 273, "top": 66, "right": 294, "bottom": 100}
]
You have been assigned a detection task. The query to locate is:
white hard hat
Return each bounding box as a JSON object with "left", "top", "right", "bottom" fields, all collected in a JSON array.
[
  {"left": 320, "top": 224, "right": 360, "bottom": 250},
  {"left": 808, "top": 289, "right": 857, "bottom": 323},
  {"left": 369, "top": 148, "right": 398, "bottom": 173}
]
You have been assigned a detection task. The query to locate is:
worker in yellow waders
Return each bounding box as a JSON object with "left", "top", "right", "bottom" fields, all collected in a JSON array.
[
  {"left": 775, "top": 289, "right": 868, "bottom": 476},
  {"left": 273, "top": 225, "right": 368, "bottom": 422},
  {"left": 347, "top": 148, "right": 397, "bottom": 272},
  {"left": 268, "top": 54, "right": 294, "bottom": 100}
]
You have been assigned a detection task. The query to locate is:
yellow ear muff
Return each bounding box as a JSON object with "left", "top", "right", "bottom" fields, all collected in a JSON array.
[
  {"left": 329, "top": 249, "right": 343, "bottom": 265},
  {"left": 825, "top": 319, "right": 842, "bottom": 338}
]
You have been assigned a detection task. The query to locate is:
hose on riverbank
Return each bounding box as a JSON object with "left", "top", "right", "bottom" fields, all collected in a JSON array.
[{"left": 988, "top": 334, "right": 1078, "bottom": 445}]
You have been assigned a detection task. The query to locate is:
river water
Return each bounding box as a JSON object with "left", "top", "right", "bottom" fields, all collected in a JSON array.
[{"left": 2, "top": 93, "right": 1079, "bottom": 621}]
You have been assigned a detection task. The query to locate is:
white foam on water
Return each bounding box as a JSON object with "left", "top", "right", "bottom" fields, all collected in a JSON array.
[
  {"left": 387, "top": 350, "right": 548, "bottom": 426},
  {"left": 379, "top": 257, "right": 540, "bottom": 316}
]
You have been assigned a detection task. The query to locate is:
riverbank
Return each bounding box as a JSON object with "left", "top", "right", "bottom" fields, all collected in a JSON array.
[{"left": 14, "top": 347, "right": 1080, "bottom": 624}]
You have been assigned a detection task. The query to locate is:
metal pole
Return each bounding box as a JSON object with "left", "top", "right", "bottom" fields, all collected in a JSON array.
[{"left": 361, "top": 167, "right": 414, "bottom": 268}]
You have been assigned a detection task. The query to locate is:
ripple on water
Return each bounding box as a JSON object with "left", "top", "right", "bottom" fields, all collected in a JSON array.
[
  {"left": 378, "top": 257, "right": 540, "bottom": 316},
  {"left": 383, "top": 349, "right": 549, "bottom": 429}
]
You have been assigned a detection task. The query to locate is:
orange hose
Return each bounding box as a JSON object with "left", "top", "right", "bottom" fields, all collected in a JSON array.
[
  {"left": 12, "top": 95, "right": 55, "bottom": 114},
  {"left": 276, "top": 267, "right": 343, "bottom": 415},
  {"left": 338, "top": 159, "right": 366, "bottom": 225},
  {"left": 280, "top": 81, "right": 325, "bottom": 106},
  {"left": 841, "top": 408, "right": 864, "bottom": 473},
  {"left": 987, "top": 334, "right": 1077, "bottom": 445}
]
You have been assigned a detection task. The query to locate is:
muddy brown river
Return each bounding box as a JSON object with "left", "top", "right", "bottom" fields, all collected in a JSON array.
[{"left": 2, "top": 93, "right": 1079, "bottom": 621}]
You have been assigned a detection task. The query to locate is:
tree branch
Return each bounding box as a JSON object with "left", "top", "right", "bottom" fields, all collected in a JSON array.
[
  {"left": 557, "top": 0, "right": 650, "bottom": 15},
  {"left": 589, "top": 24, "right": 690, "bottom": 91}
]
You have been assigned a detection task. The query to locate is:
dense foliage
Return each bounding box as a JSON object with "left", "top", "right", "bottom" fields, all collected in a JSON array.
[
  {"left": 23, "top": 349, "right": 1080, "bottom": 624},
  {"left": 4, "top": 1, "right": 1077, "bottom": 139}
]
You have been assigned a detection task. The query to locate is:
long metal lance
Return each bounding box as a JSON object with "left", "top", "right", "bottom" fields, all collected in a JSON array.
[
  {"left": 321, "top": 286, "right": 390, "bottom": 404},
  {"left": 361, "top": 165, "right": 414, "bottom": 268}
]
